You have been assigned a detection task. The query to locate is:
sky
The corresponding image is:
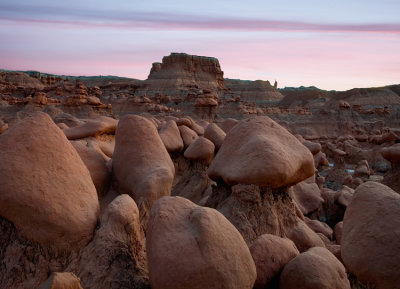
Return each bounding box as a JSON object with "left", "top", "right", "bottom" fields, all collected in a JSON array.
[{"left": 0, "top": 0, "right": 399, "bottom": 90}]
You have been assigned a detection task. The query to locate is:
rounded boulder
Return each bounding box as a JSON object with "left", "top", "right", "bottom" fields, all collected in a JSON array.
[
  {"left": 113, "top": 115, "right": 175, "bottom": 222},
  {"left": 250, "top": 234, "right": 299, "bottom": 289},
  {"left": 341, "top": 182, "right": 400, "bottom": 288},
  {"left": 280, "top": 247, "right": 350, "bottom": 289},
  {"left": 0, "top": 112, "right": 99, "bottom": 250},
  {"left": 208, "top": 116, "right": 315, "bottom": 188},
  {"left": 146, "top": 196, "right": 256, "bottom": 289}
]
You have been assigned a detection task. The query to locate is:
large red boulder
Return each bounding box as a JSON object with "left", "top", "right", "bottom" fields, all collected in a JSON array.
[
  {"left": 184, "top": 136, "right": 215, "bottom": 165},
  {"left": 208, "top": 116, "right": 315, "bottom": 188},
  {"left": 113, "top": 115, "right": 175, "bottom": 223},
  {"left": 341, "top": 182, "right": 400, "bottom": 289},
  {"left": 0, "top": 112, "right": 99, "bottom": 250},
  {"left": 280, "top": 247, "right": 350, "bottom": 289},
  {"left": 146, "top": 196, "right": 256, "bottom": 289},
  {"left": 250, "top": 234, "right": 299, "bottom": 288}
]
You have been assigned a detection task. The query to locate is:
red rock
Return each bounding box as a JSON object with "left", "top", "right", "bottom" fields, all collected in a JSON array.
[
  {"left": 280, "top": 247, "right": 350, "bottom": 289},
  {"left": 342, "top": 182, "right": 400, "bottom": 289},
  {"left": 225, "top": 79, "right": 284, "bottom": 102},
  {"left": 204, "top": 123, "right": 226, "bottom": 149},
  {"left": 305, "top": 217, "right": 333, "bottom": 240},
  {"left": 314, "top": 151, "right": 329, "bottom": 168},
  {"left": 335, "top": 185, "right": 354, "bottom": 208},
  {"left": 86, "top": 96, "right": 101, "bottom": 105},
  {"left": 195, "top": 97, "right": 218, "bottom": 107},
  {"left": 219, "top": 118, "right": 238, "bottom": 133},
  {"left": 33, "top": 92, "right": 47, "bottom": 105},
  {"left": 326, "top": 244, "right": 343, "bottom": 263},
  {"left": 381, "top": 143, "right": 400, "bottom": 164},
  {"left": 339, "top": 100, "right": 351, "bottom": 109},
  {"left": 286, "top": 219, "right": 326, "bottom": 252},
  {"left": 71, "top": 140, "right": 110, "bottom": 196},
  {"left": 66, "top": 194, "right": 148, "bottom": 289},
  {"left": 142, "top": 53, "right": 225, "bottom": 98},
  {"left": 0, "top": 112, "right": 99, "bottom": 250},
  {"left": 208, "top": 116, "right": 315, "bottom": 188},
  {"left": 250, "top": 234, "right": 299, "bottom": 289},
  {"left": 184, "top": 137, "right": 215, "bottom": 165},
  {"left": 333, "top": 221, "right": 343, "bottom": 244},
  {"left": 176, "top": 117, "right": 192, "bottom": 127},
  {"left": 56, "top": 122, "right": 69, "bottom": 130},
  {"left": 158, "top": 120, "right": 184, "bottom": 153},
  {"left": 355, "top": 134, "right": 368, "bottom": 142},
  {"left": 63, "top": 116, "right": 118, "bottom": 140},
  {"left": 290, "top": 181, "right": 324, "bottom": 216},
  {"left": 178, "top": 125, "right": 198, "bottom": 148},
  {"left": 302, "top": 140, "right": 322, "bottom": 155},
  {"left": 147, "top": 196, "right": 256, "bottom": 289},
  {"left": 39, "top": 272, "right": 83, "bottom": 289},
  {"left": 113, "top": 115, "right": 175, "bottom": 224}
]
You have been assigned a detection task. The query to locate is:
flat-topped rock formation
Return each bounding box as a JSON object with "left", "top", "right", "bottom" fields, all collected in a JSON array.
[
  {"left": 136, "top": 53, "right": 225, "bottom": 99},
  {"left": 225, "top": 79, "right": 284, "bottom": 103}
]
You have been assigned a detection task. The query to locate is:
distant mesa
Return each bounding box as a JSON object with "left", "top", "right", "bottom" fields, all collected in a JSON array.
[{"left": 136, "top": 52, "right": 282, "bottom": 105}]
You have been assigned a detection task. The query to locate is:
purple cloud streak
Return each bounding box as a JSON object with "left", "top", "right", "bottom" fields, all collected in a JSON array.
[{"left": 1, "top": 3, "right": 400, "bottom": 33}]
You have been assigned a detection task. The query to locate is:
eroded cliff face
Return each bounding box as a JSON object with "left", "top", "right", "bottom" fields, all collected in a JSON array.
[
  {"left": 136, "top": 53, "right": 225, "bottom": 97},
  {"left": 225, "top": 79, "right": 284, "bottom": 103}
]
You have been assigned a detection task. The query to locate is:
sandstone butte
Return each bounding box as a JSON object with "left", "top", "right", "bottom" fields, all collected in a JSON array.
[{"left": 0, "top": 52, "right": 400, "bottom": 289}]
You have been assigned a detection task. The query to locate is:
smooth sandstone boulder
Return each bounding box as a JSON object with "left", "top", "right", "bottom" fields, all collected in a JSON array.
[
  {"left": 290, "top": 181, "right": 324, "bottom": 216},
  {"left": 178, "top": 125, "right": 198, "bottom": 148},
  {"left": 0, "top": 112, "right": 99, "bottom": 250},
  {"left": 63, "top": 116, "right": 118, "bottom": 140},
  {"left": 147, "top": 196, "right": 257, "bottom": 289},
  {"left": 113, "top": 115, "right": 175, "bottom": 222},
  {"left": 158, "top": 120, "right": 184, "bottom": 153},
  {"left": 204, "top": 123, "right": 226, "bottom": 149},
  {"left": 286, "top": 219, "right": 326, "bottom": 253},
  {"left": 71, "top": 140, "right": 110, "bottom": 196},
  {"left": 184, "top": 137, "right": 215, "bottom": 165},
  {"left": 250, "top": 234, "right": 299, "bottom": 289},
  {"left": 341, "top": 182, "right": 400, "bottom": 289},
  {"left": 280, "top": 247, "right": 350, "bottom": 289},
  {"left": 208, "top": 116, "right": 315, "bottom": 188}
]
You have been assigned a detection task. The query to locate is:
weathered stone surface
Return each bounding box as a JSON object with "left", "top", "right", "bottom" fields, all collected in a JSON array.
[
  {"left": 208, "top": 116, "right": 315, "bottom": 188},
  {"left": 158, "top": 120, "right": 184, "bottom": 153},
  {"left": 290, "top": 181, "right": 324, "bottom": 216},
  {"left": 204, "top": 123, "right": 226, "bottom": 149},
  {"left": 250, "top": 234, "right": 299, "bottom": 289},
  {"left": 146, "top": 196, "right": 256, "bottom": 289},
  {"left": 184, "top": 136, "right": 215, "bottom": 165},
  {"left": 280, "top": 247, "right": 350, "bottom": 289},
  {"left": 342, "top": 182, "right": 400, "bottom": 289},
  {"left": 66, "top": 194, "right": 149, "bottom": 289},
  {"left": 113, "top": 115, "right": 175, "bottom": 224},
  {"left": 63, "top": 116, "right": 118, "bottom": 140},
  {"left": 71, "top": 140, "right": 110, "bottom": 196},
  {"left": 0, "top": 112, "right": 99, "bottom": 250}
]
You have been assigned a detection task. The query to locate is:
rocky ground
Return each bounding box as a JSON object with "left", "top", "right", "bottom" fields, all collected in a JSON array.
[{"left": 1, "top": 53, "right": 400, "bottom": 289}]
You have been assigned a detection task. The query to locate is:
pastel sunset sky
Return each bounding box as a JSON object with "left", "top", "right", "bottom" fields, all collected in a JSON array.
[{"left": 1, "top": 0, "right": 399, "bottom": 90}]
